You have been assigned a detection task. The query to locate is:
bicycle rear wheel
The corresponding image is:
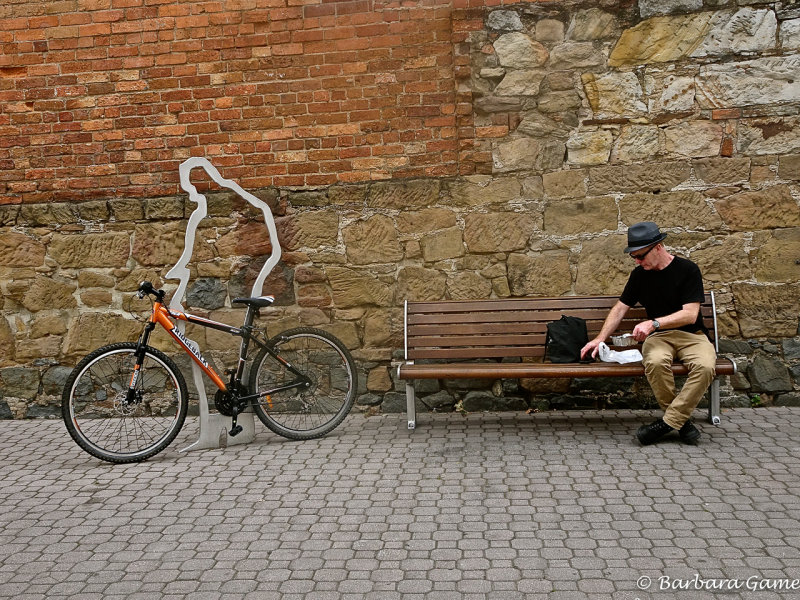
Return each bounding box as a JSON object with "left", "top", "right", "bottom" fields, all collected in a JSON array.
[
  {"left": 62, "top": 343, "right": 188, "bottom": 463},
  {"left": 249, "top": 327, "right": 357, "bottom": 440}
]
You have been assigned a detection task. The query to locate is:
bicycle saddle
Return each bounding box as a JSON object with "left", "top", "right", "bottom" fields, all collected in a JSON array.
[{"left": 232, "top": 296, "right": 275, "bottom": 308}]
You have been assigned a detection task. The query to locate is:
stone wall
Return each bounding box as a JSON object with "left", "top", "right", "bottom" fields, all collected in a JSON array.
[{"left": 2, "top": 0, "right": 800, "bottom": 418}]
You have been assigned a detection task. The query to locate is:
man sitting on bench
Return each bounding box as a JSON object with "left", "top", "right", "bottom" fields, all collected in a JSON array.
[{"left": 580, "top": 222, "right": 717, "bottom": 446}]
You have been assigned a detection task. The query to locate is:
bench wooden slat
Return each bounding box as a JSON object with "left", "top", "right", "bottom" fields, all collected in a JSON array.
[{"left": 399, "top": 358, "right": 736, "bottom": 379}]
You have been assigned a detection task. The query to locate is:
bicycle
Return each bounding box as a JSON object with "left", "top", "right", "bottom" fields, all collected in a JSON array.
[{"left": 61, "top": 281, "right": 358, "bottom": 463}]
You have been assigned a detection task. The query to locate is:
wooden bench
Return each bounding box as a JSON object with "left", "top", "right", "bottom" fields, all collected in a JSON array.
[{"left": 397, "top": 293, "right": 737, "bottom": 430}]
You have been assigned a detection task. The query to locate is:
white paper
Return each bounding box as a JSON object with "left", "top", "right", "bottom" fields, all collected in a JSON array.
[{"left": 598, "top": 342, "right": 643, "bottom": 364}]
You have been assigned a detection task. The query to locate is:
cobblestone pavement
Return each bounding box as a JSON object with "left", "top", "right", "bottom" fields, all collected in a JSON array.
[{"left": 1, "top": 407, "right": 799, "bottom": 600}]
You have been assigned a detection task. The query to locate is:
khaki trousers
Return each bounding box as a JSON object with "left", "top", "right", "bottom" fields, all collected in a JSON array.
[{"left": 641, "top": 330, "right": 717, "bottom": 430}]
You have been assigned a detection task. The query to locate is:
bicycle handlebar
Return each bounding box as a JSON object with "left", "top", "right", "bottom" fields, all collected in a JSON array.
[{"left": 137, "top": 281, "right": 166, "bottom": 302}]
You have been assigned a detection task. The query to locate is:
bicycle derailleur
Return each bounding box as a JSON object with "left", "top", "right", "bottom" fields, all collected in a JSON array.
[{"left": 214, "top": 381, "right": 249, "bottom": 437}]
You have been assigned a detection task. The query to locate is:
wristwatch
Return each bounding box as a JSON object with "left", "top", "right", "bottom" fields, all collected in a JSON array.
[{"left": 652, "top": 319, "right": 660, "bottom": 331}]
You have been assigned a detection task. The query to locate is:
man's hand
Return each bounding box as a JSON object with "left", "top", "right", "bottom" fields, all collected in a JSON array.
[
  {"left": 580, "top": 339, "right": 602, "bottom": 360},
  {"left": 632, "top": 320, "right": 656, "bottom": 342}
]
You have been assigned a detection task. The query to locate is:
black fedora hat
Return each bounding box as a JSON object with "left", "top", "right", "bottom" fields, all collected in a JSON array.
[{"left": 624, "top": 221, "right": 667, "bottom": 253}]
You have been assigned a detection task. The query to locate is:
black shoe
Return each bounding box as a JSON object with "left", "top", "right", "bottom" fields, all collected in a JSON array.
[
  {"left": 678, "top": 421, "right": 700, "bottom": 445},
  {"left": 636, "top": 419, "right": 675, "bottom": 445}
]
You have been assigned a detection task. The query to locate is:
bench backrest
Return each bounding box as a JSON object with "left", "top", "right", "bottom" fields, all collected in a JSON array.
[{"left": 404, "top": 292, "right": 720, "bottom": 361}]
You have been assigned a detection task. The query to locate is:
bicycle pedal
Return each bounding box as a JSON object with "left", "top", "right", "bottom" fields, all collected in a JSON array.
[{"left": 229, "top": 425, "right": 243, "bottom": 437}]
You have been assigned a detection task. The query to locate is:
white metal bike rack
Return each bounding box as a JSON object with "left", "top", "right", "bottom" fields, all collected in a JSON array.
[{"left": 165, "top": 157, "right": 282, "bottom": 453}]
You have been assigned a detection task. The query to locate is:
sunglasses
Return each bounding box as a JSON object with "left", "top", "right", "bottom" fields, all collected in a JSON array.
[{"left": 630, "top": 244, "right": 657, "bottom": 261}]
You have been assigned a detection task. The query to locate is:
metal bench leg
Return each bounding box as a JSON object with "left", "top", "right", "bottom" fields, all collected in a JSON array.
[
  {"left": 406, "top": 381, "right": 416, "bottom": 430},
  {"left": 708, "top": 378, "right": 721, "bottom": 425}
]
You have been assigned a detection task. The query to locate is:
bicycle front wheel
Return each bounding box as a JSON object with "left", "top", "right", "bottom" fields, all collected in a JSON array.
[
  {"left": 62, "top": 343, "right": 188, "bottom": 463},
  {"left": 249, "top": 327, "right": 357, "bottom": 440}
]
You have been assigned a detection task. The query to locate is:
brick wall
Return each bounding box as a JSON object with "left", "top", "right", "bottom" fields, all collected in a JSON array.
[{"left": 0, "top": 0, "right": 480, "bottom": 203}]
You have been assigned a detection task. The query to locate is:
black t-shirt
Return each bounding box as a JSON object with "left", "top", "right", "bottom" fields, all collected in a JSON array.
[{"left": 619, "top": 256, "right": 707, "bottom": 334}]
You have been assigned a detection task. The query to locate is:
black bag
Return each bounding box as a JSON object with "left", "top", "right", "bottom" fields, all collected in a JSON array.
[{"left": 545, "top": 315, "right": 590, "bottom": 363}]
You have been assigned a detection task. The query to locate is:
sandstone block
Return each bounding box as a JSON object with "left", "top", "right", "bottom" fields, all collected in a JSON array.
[
  {"left": 536, "top": 19, "right": 565, "bottom": 42},
  {"left": 494, "top": 32, "right": 549, "bottom": 68},
  {"left": 0, "top": 232, "right": 45, "bottom": 267},
  {"left": 279, "top": 210, "right": 339, "bottom": 252},
  {"left": 697, "top": 56, "right": 800, "bottom": 109},
  {"left": 691, "top": 234, "right": 753, "bottom": 284},
  {"left": 778, "top": 154, "right": 800, "bottom": 180},
  {"left": 215, "top": 220, "right": 275, "bottom": 257},
  {"left": 517, "top": 113, "right": 573, "bottom": 140},
  {"left": 30, "top": 312, "right": 69, "bottom": 339},
  {"left": 568, "top": 9, "right": 619, "bottom": 41},
  {"left": 493, "top": 138, "right": 558, "bottom": 173},
  {"left": 692, "top": 8, "right": 777, "bottom": 58},
  {"left": 396, "top": 266, "right": 446, "bottom": 302},
  {"left": 640, "top": 0, "right": 703, "bottom": 19},
  {"left": 22, "top": 276, "right": 77, "bottom": 312},
  {"left": 446, "top": 272, "right": 492, "bottom": 300},
  {"left": 447, "top": 177, "right": 522, "bottom": 206},
  {"left": 327, "top": 266, "right": 392, "bottom": 308},
  {"left": 536, "top": 90, "right": 582, "bottom": 114},
  {"left": 545, "top": 197, "right": 617, "bottom": 235},
  {"left": 583, "top": 72, "right": 647, "bottom": 117},
  {"left": 116, "top": 269, "right": 163, "bottom": 292},
  {"left": 780, "top": 17, "right": 800, "bottom": 49},
  {"left": 396, "top": 209, "right": 457, "bottom": 234},
  {"left": 76, "top": 200, "right": 110, "bottom": 222},
  {"left": 715, "top": 185, "right": 800, "bottom": 231},
  {"left": 145, "top": 197, "right": 185, "bottom": 220},
  {"left": 567, "top": 130, "right": 613, "bottom": 166},
  {"left": 78, "top": 271, "right": 115, "bottom": 288},
  {"left": 738, "top": 116, "right": 800, "bottom": 156},
  {"left": 732, "top": 283, "right": 800, "bottom": 337},
  {"left": 329, "top": 183, "right": 368, "bottom": 206},
  {"left": 80, "top": 289, "right": 113, "bottom": 308},
  {"left": 132, "top": 223, "right": 195, "bottom": 268},
  {"left": 647, "top": 74, "right": 695, "bottom": 113},
  {"left": 507, "top": 252, "right": 572, "bottom": 296},
  {"left": 63, "top": 313, "right": 143, "bottom": 357},
  {"left": 50, "top": 232, "right": 130, "bottom": 268},
  {"left": 109, "top": 198, "right": 145, "bottom": 221},
  {"left": 0, "top": 317, "right": 14, "bottom": 366},
  {"left": 548, "top": 42, "right": 606, "bottom": 70},
  {"left": 494, "top": 70, "right": 546, "bottom": 96},
  {"left": 620, "top": 190, "right": 722, "bottom": 230},
  {"left": 18, "top": 203, "right": 77, "bottom": 226},
  {"left": 343, "top": 215, "right": 403, "bottom": 265},
  {"left": 753, "top": 228, "right": 800, "bottom": 283},
  {"left": 487, "top": 10, "right": 524, "bottom": 31},
  {"left": 421, "top": 227, "right": 464, "bottom": 262},
  {"left": 609, "top": 13, "right": 715, "bottom": 67},
  {"left": 614, "top": 125, "right": 660, "bottom": 162},
  {"left": 363, "top": 309, "right": 397, "bottom": 348},
  {"left": 664, "top": 121, "right": 723, "bottom": 158},
  {"left": 229, "top": 259, "right": 294, "bottom": 305},
  {"left": 367, "top": 179, "right": 440, "bottom": 209},
  {"left": 367, "top": 366, "right": 393, "bottom": 392},
  {"left": 575, "top": 234, "right": 631, "bottom": 295},
  {"left": 15, "top": 336, "right": 62, "bottom": 360},
  {"left": 464, "top": 212, "right": 536, "bottom": 253},
  {"left": 542, "top": 170, "right": 587, "bottom": 199},
  {"left": 693, "top": 157, "right": 751, "bottom": 183},
  {"left": 589, "top": 161, "right": 691, "bottom": 194},
  {"left": 296, "top": 284, "right": 332, "bottom": 308}
]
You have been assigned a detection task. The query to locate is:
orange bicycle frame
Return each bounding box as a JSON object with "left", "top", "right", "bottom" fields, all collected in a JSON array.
[{"left": 150, "top": 300, "right": 229, "bottom": 391}]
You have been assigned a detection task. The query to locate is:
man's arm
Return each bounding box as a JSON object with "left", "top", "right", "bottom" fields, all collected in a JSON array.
[
  {"left": 631, "top": 302, "right": 700, "bottom": 341},
  {"left": 580, "top": 301, "right": 630, "bottom": 359}
]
